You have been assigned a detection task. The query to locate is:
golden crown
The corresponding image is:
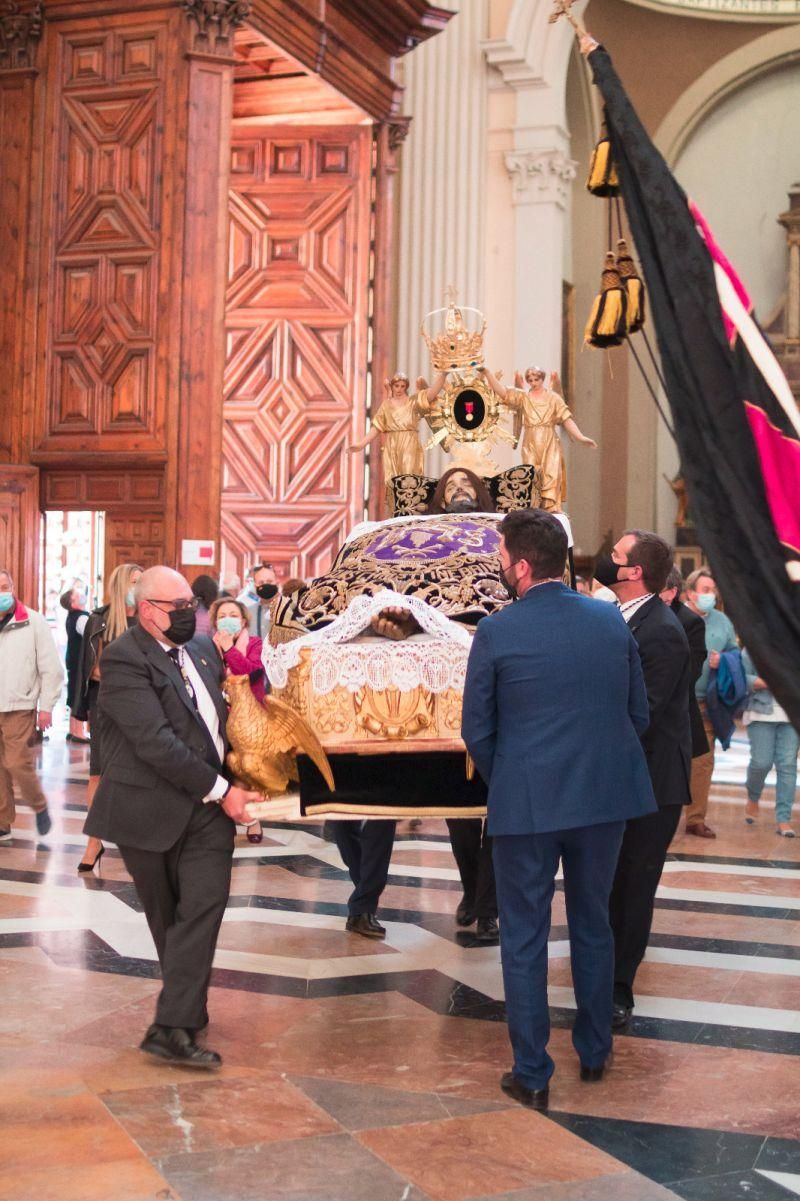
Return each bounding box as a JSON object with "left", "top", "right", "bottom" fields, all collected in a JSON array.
[{"left": 420, "top": 289, "right": 486, "bottom": 372}]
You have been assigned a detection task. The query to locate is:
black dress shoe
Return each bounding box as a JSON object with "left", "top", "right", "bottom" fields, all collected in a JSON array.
[
  {"left": 580, "top": 1054, "right": 613, "bottom": 1082},
  {"left": 35, "top": 809, "right": 52, "bottom": 837},
  {"left": 346, "top": 913, "right": 386, "bottom": 939},
  {"left": 612, "top": 1003, "right": 632, "bottom": 1031},
  {"left": 474, "top": 916, "right": 500, "bottom": 942},
  {"left": 140, "top": 1024, "right": 221, "bottom": 1069},
  {"left": 500, "top": 1071, "right": 549, "bottom": 1110},
  {"left": 455, "top": 898, "right": 476, "bottom": 927}
]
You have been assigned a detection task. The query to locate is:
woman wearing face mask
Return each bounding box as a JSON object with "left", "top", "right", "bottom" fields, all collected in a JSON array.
[
  {"left": 73, "top": 562, "right": 142, "bottom": 871},
  {"left": 682, "top": 568, "right": 738, "bottom": 839},
  {"left": 210, "top": 598, "right": 268, "bottom": 844}
]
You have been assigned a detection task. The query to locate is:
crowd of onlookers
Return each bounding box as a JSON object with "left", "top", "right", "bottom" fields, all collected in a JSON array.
[
  {"left": 574, "top": 565, "right": 797, "bottom": 838},
  {"left": 0, "top": 552, "right": 795, "bottom": 854}
]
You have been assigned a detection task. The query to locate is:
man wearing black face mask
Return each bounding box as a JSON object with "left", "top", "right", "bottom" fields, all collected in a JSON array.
[
  {"left": 246, "top": 561, "right": 280, "bottom": 638},
  {"left": 595, "top": 532, "right": 692, "bottom": 1031},
  {"left": 85, "top": 566, "right": 261, "bottom": 1069}
]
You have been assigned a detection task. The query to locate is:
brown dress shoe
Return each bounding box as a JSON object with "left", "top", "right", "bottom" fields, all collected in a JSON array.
[
  {"left": 500, "top": 1071, "right": 549, "bottom": 1110},
  {"left": 686, "top": 822, "right": 716, "bottom": 838}
]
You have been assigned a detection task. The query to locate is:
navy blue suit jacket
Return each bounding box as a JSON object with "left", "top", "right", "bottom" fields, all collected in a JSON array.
[{"left": 461, "top": 583, "right": 657, "bottom": 836}]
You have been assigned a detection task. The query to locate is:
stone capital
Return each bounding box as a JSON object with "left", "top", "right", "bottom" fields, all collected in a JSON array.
[
  {"left": 504, "top": 148, "right": 577, "bottom": 208},
  {"left": 0, "top": 1, "right": 42, "bottom": 71},
  {"left": 183, "top": 0, "right": 251, "bottom": 56}
]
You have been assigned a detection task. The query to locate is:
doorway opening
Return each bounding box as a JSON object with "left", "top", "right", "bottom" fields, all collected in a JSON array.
[{"left": 41, "top": 511, "right": 105, "bottom": 653}]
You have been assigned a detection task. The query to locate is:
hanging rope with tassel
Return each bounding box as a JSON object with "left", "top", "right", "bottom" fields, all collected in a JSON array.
[
  {"left": 616, "top": 238, "right": 646, "bottom": 333},
  {"left": 586, "top": 124, "right": 620, "bottom": 197},
  {"left": 584, "top": 252, "right": 628, "bottom": 347}
]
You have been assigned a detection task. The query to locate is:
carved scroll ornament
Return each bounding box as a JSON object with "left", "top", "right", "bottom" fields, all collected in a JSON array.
[{"left": 0, "top": 2, "right": 42, "bottom": 70}]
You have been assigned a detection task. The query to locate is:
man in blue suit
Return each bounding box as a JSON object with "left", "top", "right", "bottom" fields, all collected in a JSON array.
[{"left": 462, "top": 509, "right": 656, "bottom": 1110}]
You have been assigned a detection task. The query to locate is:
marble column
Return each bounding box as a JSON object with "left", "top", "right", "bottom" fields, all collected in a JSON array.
[
  {"left": 503, "top": 145, "right": 576, "bottom": 375},
  {"left": 395, "top": 0, "right": 489, "bottom": 387}
]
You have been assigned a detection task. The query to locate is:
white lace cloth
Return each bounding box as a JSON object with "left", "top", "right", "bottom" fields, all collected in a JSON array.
[{"left": 262, "top": 589, "right": 473, "bottom": 695}]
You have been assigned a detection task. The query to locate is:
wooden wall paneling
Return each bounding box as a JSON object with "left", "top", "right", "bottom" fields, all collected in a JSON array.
[
  {"left": 0, "top": 66, "right": 38, "bottom": 465},
  {"left": 31, "top": 6, "right": 179, "bottom": 462},
  {"left": 173, "top": 44, "right": 235, "bottom": 569},
  {"left": 41, "top": 468, "right": 165, "bottom": 511},
  {"left": 222, "top": 122, "right": 372, "bottom": 579},
  {"left": 0, "top": 466, "right": 40, "bottom": 605},
  {"left": 247, "top": 0, "right": 452, "bottom": 122}
]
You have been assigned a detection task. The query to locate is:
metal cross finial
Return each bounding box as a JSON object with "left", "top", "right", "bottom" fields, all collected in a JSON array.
[{"left": 548, "top": 0, "right": 588, "bottom": 36}]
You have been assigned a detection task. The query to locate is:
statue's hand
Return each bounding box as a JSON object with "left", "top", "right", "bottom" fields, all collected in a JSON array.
[{"left": 370, "top": 607, "right": 421, "bottom": 641}]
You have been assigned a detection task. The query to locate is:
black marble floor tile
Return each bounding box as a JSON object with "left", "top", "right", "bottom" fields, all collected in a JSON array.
[
  {"left": 667, "top": 852, "right": 800, "bottom": 871},
  {"left": 668, "top": 1170, "right": 798, "bottom": 1200},
  {"left": 546, "top": 1113, "right": 769, "bottom": 1186},
  {"left": 754, "top": 1136, "right": 800, "bottom": 1175},
  {"left": 648, "top": 933, "right": 800, "bottom": 961}
]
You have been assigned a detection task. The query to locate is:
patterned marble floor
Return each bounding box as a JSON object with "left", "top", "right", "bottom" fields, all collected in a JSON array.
[{"left": 0, "top": 727, "right": 798, "bottom": 1201}]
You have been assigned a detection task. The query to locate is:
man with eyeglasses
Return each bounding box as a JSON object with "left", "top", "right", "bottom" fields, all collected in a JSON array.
[{"left": 85, "top": 565, "right": 261, "bottom": 1069}]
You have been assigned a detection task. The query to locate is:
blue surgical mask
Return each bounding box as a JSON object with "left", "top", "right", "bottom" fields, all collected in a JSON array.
[
  {"left": 217, "top": 616, "right": 242, "bottom": 636},
  {"left": 0, "top": 592, "right": 13, "bottom": 613},
  {"left": 126, "top": 589, "right": 136, "bottom": 608},
  {"left": 696, "top": 593, "right": 716, "bottom": 613}
]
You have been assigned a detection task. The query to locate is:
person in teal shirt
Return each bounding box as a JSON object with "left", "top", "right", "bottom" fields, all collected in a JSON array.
[{"left": 683, "top": 568, "right": 738, "bottom": 838}]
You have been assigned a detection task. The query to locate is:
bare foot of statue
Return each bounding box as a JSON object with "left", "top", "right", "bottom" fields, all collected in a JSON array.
[{"left": 370, "top": 607, "right": 422, "bottom": 641}]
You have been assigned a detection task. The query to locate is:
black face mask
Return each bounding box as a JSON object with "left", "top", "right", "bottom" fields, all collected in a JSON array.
[
  {"left": 256, "top": 583, "right": 279, "bottom": 601},
  {"left": 593, "top": 555, "right": 625, "bottom": 588},
  {"left": 501, "top": 562, "right": 519, "bottom": 601},
  {"left": 163, "top": 608, "right": 196, "bottom": 646}
]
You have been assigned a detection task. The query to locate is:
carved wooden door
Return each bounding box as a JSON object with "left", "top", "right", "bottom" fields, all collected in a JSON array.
[
  {"left": 0, "top": 466, "right": 40, "bottom": 605},
  {"left": 222, "top": 124, "right": 372, "bottom": 580},
  {"left": 104, "top": 512, "right": 165, "bottom": 573}
]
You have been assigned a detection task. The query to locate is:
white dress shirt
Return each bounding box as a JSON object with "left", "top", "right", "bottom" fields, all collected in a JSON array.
[
  {"left": 619, "top": 593, "right": 654, "bottom": 624},
  {"left": 157, "top": 640, "right": 228, "bottom": 802}
]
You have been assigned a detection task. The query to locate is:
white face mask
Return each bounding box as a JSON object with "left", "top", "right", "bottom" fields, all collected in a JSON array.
[{"left": 593, "top": 586, "right": 619, "bottom": 604}]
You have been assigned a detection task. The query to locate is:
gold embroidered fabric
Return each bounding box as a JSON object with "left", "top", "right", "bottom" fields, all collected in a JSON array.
[{"left": 270, "top": 514, "right": 510, "bottom": 640}]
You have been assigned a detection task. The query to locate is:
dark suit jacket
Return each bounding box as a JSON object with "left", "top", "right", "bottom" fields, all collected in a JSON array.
[
  {"left": 627, "top": 596, "right": 692, "bottom": 808},
  {"left": 461, "top": 583, "right": 657, "bottom": 836},
  {"left": 85, "top": 625, "right": 233, "bottom": 852},
  {"left": 672, "top": 600, "right": 710, "bottom": 758}
]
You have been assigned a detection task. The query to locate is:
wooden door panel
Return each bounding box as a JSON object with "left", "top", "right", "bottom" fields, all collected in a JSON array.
[
  {"left": 0, "top": 467, "right": 40, "bottom": 605},
  {"left": 104, "top": 513, "right": 164, "bottom": 573},
  {"left": 34, "top": 14, "right": 175, "bottom": 458},
  {"left": 222, "top": 124, "right": 371, "bottom": 580}
]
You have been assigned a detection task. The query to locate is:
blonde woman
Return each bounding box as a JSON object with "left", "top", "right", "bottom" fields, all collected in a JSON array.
[{"left": 73, "top": 562, "right": 142, "bottom": 872}]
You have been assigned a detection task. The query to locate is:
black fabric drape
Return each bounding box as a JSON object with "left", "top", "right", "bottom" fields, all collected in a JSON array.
[{"left": 588, "top": 46, "right": 800, "bottom": 728}]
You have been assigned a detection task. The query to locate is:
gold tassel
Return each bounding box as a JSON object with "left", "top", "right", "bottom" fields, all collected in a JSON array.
[
  {"left": 586, "top": 127, "right": 620, "bottom": 197},
  {"left": 584, "top": 252, "right": 628, "bottom": 348},
  {"left": 616, "top": 238, "right": 646, "bottom": 332}
]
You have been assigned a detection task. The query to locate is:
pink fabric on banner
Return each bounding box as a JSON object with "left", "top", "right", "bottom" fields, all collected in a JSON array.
[
  {"left": 746, "top": 403, "right": 800, "bottom": 555},
  {"left": 689, "top": 200, "right": 752, "bottom": 344}
]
